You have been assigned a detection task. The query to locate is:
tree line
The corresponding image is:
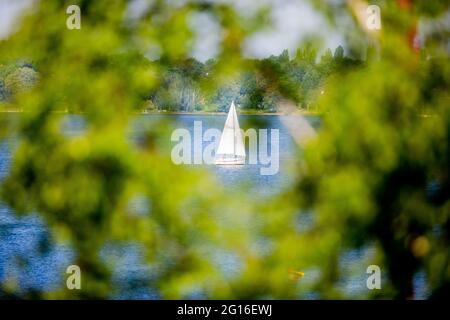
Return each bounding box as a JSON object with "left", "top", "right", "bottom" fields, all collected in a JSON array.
[
  {"left": 148, "top": 46, "right": 361, "bottom": 112},
  {"left": 0, "top": 46, "right": 361, "bottom": 113}
]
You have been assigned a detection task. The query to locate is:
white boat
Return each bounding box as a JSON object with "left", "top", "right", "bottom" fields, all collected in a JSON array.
[{"left": 215, "top": 101, "right": 246, "bottom": 165}]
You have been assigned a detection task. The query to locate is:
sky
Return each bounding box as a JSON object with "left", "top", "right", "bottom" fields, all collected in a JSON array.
[
  {"left": 0, "top": 0, "right": 344, "bottom": 61},
  {"left": 0, "top": 0, "right": 32, "bottom": 39},
  {"left": 241, "top": 0, "right": 343, "bottom": 59}
]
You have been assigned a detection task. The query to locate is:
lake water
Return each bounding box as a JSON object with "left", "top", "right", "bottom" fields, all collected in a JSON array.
[{"left": 0, "top": 114, "right": 427, "bottom": 299}]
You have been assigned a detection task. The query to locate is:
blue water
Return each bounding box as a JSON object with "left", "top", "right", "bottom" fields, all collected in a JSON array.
[
  {"left": 1, "top": 114, "right": 309, "bottom": 298},
  {"left": 0, "top": 115, "right": 427, "bottom": 299}
]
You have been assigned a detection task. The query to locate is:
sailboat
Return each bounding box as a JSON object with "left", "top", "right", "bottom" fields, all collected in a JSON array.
[{"left": 215, "top": 101, "right": 246, "bottom": 165}]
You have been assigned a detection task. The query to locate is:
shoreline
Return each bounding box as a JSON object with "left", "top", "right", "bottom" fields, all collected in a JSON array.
[
  {"left": 0, "top": 109, "right": 322, "bottom": 116},
  {"left": 140, "top": 110, "right": 321, "bottom": 116}
]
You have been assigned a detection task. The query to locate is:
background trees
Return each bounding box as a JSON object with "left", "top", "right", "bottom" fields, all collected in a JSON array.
[
  {"left": 0, "top": 63, "right": 37, "bottom": 102},
  {"left": 0, "top": 49, "right": 354, "bottom": 113}
]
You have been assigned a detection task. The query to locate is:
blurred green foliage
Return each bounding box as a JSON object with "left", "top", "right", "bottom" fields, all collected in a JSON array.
[
  {"left": 0, "top": 0, "right": 449, "bottom": 299},
  {"left": 300, "top": 0, "right": 450, "bottom": 299}
]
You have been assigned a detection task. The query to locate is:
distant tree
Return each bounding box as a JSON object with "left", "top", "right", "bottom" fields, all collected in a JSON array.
[
  {"left": 0, "top": 81, "right": 5, "bottom": 101},
  {"left": 319, "top": 48, "right": 334, "bottom": 75},
  {"left": 295, "top": 45, "right": 318, "bottom": 64},
  {"left": 279, "top": 49, "right": 290, "bottom": 64},
  {"left": 4, "top": 66, "right": 38, "bottom": 99},
  {"left": 334, "top": 45, "right": 344, "bottom": 60}
]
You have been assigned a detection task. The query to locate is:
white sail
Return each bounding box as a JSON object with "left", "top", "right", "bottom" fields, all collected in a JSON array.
[
  {"left": 232, "top": 103, "right": 246, "bottom": 157},
  {"left": 215, "top": 101, "right": 246, "bottom": 164}
]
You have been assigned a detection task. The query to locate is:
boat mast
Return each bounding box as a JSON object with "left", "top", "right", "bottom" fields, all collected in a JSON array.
[{"left": 232, "top": 102, "right": 236, "bottom": 156}]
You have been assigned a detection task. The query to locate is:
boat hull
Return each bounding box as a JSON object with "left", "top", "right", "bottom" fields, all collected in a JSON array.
[{"left": 214, "top": 157, "right": 245, "bottom": 165}]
